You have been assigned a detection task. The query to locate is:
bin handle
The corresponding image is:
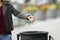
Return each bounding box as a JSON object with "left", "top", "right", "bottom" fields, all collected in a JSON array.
[
  {"left": 49, "top": 35, "right": 54, "bottom": 40},
  {"left": 17, "top": 34, "right": 21, "bottom": 40}
]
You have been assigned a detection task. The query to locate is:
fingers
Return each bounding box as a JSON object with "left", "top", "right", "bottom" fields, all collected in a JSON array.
[{"left": 28, "top": 16, "right": 34, "bottom": 22}]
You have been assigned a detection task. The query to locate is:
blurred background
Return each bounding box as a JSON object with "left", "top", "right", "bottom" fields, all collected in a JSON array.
[
  {"left": 8, "top": 0, "right": 60, "bottom": 26},
  {"left": 5, "top": 0, "right": 60, "bottom": 40}
]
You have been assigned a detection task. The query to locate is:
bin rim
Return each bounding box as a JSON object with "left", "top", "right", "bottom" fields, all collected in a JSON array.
[{"left": 20, "top": 31, "right": 48, "bottom": 35}]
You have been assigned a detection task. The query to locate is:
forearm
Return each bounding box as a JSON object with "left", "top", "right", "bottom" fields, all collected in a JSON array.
[{"left": 11, "top": 5, "right": 29, "bottom": 19}]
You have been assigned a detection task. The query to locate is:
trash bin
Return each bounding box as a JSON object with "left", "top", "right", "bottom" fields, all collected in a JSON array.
[{"left": 17, "top": 31, "right": 54, "bottom": 40}]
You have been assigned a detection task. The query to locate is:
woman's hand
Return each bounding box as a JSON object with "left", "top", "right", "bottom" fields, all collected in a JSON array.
[{"left": 28, "top": 15, "right": 34, "bottom": 22}]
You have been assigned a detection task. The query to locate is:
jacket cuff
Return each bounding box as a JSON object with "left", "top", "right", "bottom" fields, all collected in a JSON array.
[{"left": 27, "top": 15, "right": 30, "bottom": 20}]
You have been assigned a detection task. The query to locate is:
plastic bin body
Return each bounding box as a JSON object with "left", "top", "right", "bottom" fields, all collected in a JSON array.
[
  {"left": 21, "top": 33, "right": 48, "bottom": 40},
  {"left": 17, "top": 31, "right": 54, "bottom": 40},
  {"left": 17, "top": 31, "right": 48, "bottom": 40}
]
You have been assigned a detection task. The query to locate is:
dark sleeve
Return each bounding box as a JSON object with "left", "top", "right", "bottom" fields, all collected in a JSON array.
[{"left": 10, "top": 4, "right": 29, "bottom": 19}]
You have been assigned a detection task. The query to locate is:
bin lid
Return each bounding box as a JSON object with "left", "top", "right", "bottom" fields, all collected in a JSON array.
[{"left": 20, "top": 31, "right": 48, "bottom": 36}]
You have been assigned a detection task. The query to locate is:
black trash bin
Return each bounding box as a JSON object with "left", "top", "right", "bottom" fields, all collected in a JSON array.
[{"left": 17, "top": 31, "right": 54, "bottom": 40}]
